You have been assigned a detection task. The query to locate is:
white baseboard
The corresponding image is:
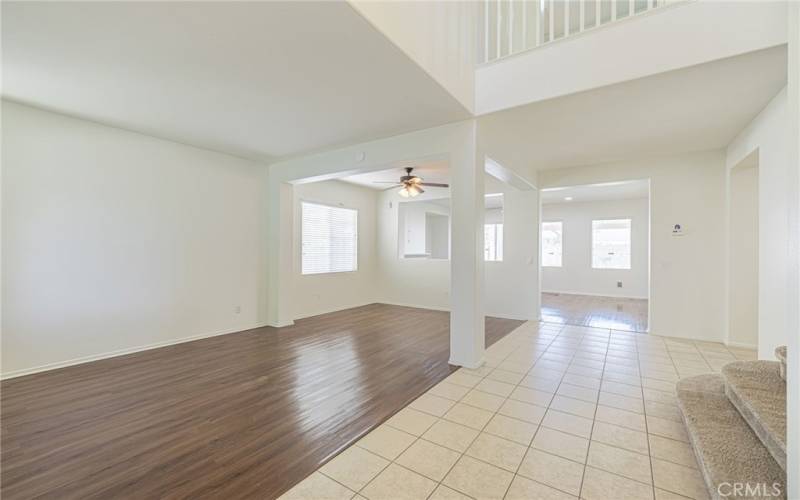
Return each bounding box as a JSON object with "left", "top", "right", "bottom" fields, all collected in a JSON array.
[
  {"left": 293, "top": 302, "right": 375, "bottom": 321},
  {"left": 377, "top": 301, "right": 450, "bottom": 312},
  {"left": 0, "top": 322, "right": 269, "bottom": 380},
  {"left": 542, "top": 289, "right": 648, "bottom": 300}
]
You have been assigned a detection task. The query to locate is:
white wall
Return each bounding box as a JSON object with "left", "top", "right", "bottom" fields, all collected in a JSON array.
[
  {"left": 542, "top": 198, "right": 649, "bottom": 299},
  {"left": 376, "top": 191, "right": 451, "bottom": 310},
  {"left": 375, "top": 176, "right": 540, "bottom": 321},
  {"left": 348, "top": 0, "right": 476, "bottom": 113},
  {"left": 476, "top": 0, "right": 788, "bottom": 114},
  {"left": 1, "top": 101, "right": 268, "bottom": 377},
  {"left": 292, "top": 181, "right": 378, "bottom": 319},
  {"left": 727, "top": 162, "right": 759, "bottom": 349},
  {"left": 539, "top": 150, "right": 726, "bottom": 343},
  {"left": 726, "top": 87, "right": 791, "bottom": 358}
]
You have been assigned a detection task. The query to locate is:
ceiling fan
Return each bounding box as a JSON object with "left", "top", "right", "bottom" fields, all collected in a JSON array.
[{"left": 373, "top": 167, "right": 449, "bottom": 198}]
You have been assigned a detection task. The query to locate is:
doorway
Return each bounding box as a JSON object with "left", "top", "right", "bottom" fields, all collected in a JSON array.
[{"left": 539, "top": 180, "right": 651, "bottom": 332}]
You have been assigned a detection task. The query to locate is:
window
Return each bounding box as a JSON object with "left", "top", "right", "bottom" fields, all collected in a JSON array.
[
  {"left": 301, "top": 202, "right": 358, "bottom": 275},
  {"left": 592, "top": 219, "right": 631, "bottom": 269},
  {"left": 484, "top": 223, "right": 503, "bottom": 261},
  {"left": 541, "top": 221, "right": 563, "bottom": 267}
]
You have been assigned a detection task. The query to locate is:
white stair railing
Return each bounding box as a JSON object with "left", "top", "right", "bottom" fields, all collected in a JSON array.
[{"left": 479, "top": 0, "right": 682, "bottom": 64}]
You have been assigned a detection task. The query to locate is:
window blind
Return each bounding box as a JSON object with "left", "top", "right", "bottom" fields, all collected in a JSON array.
[{"left": 301, "top": 202, "right": 358, "bottom": 275}]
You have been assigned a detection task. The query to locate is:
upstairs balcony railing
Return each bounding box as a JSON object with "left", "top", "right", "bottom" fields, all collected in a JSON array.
[{"left": 479, "top": 0, "right": 683, "bottom": 64}]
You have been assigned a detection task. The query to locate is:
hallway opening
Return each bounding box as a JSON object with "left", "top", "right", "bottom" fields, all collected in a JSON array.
[{"left": 540, "top": 180, "right": 651, "bottom": 332}]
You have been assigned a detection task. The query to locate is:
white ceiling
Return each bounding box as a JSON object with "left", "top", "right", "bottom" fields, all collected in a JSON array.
[
  {"left": 1, "top": 1, "right": 469, "bottom": 162},
  {"left": 339, "top": 161, "right": 450, "bottom": 191},
  {"left": 479, "top": 46, "right": 788, "bottom": 171},
  {"left": 541, "top": 180, "right": 649, "bottom": 205}
]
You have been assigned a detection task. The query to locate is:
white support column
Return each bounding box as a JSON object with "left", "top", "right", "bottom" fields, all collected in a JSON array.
[
  {"left": 266, "top": 179, "right": 295, "bottom": 328},
  {"left": 449, "top": 120, "right": 485, "bottom": 369}
]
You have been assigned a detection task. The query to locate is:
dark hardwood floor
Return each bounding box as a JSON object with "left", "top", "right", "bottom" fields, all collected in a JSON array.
[{"left": 1, "top": 304, "right": 522, "bottom": 500}]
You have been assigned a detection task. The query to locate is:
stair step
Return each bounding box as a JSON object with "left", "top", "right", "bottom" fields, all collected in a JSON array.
[
  {"left": 676, "top": 374, "right": 786, "bottom": 500},
  {"left": 722, "top": 361, "right": 786, "bottom": 471},
  {"left": 775, "top": 346, "right": 786, "bottom": 381}
]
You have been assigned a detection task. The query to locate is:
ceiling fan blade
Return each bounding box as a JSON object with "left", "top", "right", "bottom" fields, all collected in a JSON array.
[
  {"left": 373, "top": 181, "right": 403, "bottom": 184},
  {"left": 381, "top": 184, "right": 402, "bottom": 191},
  {"left": 420, "top": 182, "right": 449, "bottom": 188}
]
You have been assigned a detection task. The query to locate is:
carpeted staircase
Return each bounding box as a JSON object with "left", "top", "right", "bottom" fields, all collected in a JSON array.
[{"left": 676, "top": 346, "right": 787, "bottom": 500}]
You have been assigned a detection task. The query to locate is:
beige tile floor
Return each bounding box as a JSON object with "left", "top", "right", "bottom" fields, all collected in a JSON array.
[{"left": 280, "top": 321, "right": 757, "bottom": 500}]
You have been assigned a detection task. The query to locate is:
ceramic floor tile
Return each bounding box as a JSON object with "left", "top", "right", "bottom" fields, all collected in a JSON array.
[
  {"left": 557, "top": 383, "right": 600, "bottom": 403},
  {"left": 356, "top": 425, "right": 416, "bottom": 460},
  {"left": 385, "top": 408, "right": 438, "bottom": 436},
  {"left": 519, "top": 376, "right": 560, "bottom": 393},
  {"left": 442, "top": 455, "right": 514, "bottom": 500},
  {"left": 395, "top": 439, "right": 461, "bottom": 482},
  {"left": 532, "top": 427, "right": 589, "bottom": 463},
  {"left": 648, "top": 435, "right": 699, "bottom": 469},
  {"left": 465, "top": 432, "right": 527, "bottom": 472},
  {"left": 591, "top": 421, "right": 649, "bottom": 455},
  {"left": 549, "top": 395, "right": 597, "bottom": 419},
  {"left": 320, "top": 446, "right": 389, "bottom": 491},
  {"left": 598, "top": 392, "right": 644, "bottom": 414},
  {"left": 497, "top": 399, "right": 547, "bottom": 425},
  {"left": 644, "top": 400, "right": 682, "bottom": 422},
  {"left": 428, "top": 485, "right": 472, "bottom": 500},
  {"left": 561, "top": 373, "right": 602, "bottom": 390},
  {"left": 580, "top": 466, "right": 654, "bottom": 500},
  {"left": 601, "top": 380, "right": 643, "bottom": 398},
  {"left": 428, "top": 382, "right": 471, "bottom": 401},
  {"left": 461, "top": 389, "right": 505, "bottom": 412},
  {"left": 646, "top": 415, "right": 689, "bottom": 442},
  {"left": 587, "top": 441, "right": 652, "bottom": 484},
  {"left": 443, "top": 402, "right": 494, "bottom": 430},
  {"left": 541, "top": 409, "right": 594, "bottom": 438},
  {"left": 652, "top": 458, "right": 708, "bottom": 500},
  {"left": 446, "top": 371, "right": 483, "bottom": 388},
  {"left": 486, "top": 369, "right": 525, "bottom": 385},
  {"left": 510, "top": 386, "right": 555, "bottom": 406},
  {"left": 517, "top": 448, "right": 585, "bottom": 496},
  {"left": 421, "top": 419, "right": 480, "bottom": 453},
  {"left": 475, "top": 378, "right": 516, "bottom": 398},
  {"left": 360, "top": 463, "right": 436, "bottom": 500},
  {"left": 409, "top": 393, "right": 455, "bottom": 417},
  {"left": 504, "top": 475, "right": 578, "bottom": 500},
  {"left": 484, "top": 413, "right": 538, "bottom": 445},
  {"left": 280, "top": 472, "right": 356, "bottom": 500}
]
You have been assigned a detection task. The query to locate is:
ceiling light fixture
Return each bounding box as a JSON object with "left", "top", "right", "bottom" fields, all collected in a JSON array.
[
  {"left": 564, "top": 196, "right": 573, "bottom": 201},
  {"left": 399, "top": 183, "right": 423, "bottom": 198}
]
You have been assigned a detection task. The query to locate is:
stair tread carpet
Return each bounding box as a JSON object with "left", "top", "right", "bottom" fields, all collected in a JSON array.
[
  {"left": 676, "top": 374, "right": 785, "bottom": 500},
  {"left": 722, "top": 360, "right": 786, "bottom": 471}
]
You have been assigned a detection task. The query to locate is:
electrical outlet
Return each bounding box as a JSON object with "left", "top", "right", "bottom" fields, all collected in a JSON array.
[{"left": 617, "top": 281, "right": 623, "bottom": 288}]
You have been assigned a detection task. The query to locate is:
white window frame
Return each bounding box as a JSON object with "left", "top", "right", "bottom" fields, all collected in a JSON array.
[
  {"left": 541, "top": 220, "right": 563, "bottom": 268},
  {"left": 591, "top": 218, "right": 632, "bottom": 270},
  {"left": 484, "top": 223, "right": 503, "bottom": 262},
  {"left": 301, "top": 201, "right": 358, "bottom": 275}
]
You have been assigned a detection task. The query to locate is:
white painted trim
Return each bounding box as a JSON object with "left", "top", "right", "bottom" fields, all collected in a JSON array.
[
  {"left": 267, "top": 320, "right": 295, "bottom": 328},
  {"left": 0, "top": 323, "right": 270, "bottom": 380},
  {"left": 541, "top": 289, "right": 648, "bottom": 300},
  {"left": 449, "top": 355, "right": 486, "bottom": 369}
]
